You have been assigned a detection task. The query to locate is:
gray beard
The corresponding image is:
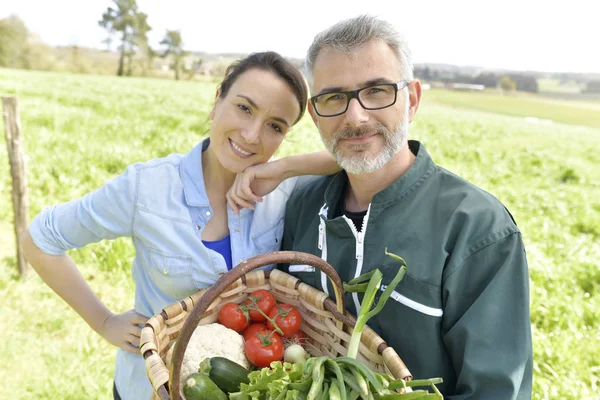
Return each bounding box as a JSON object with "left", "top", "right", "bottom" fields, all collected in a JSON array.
[{"left": 322, "top": 111, "right": 409, "bottom": 175}]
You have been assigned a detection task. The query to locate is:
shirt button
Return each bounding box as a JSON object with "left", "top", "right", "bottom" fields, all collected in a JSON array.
[
  {"left": 234, "top": 228, "right": 240, "bottom": 233},
  {"left": 205, "top": 211, "right": 211, "bottom": 216},
  {"left": 195, "top": 224, "right": 201, "bottom": 230}
]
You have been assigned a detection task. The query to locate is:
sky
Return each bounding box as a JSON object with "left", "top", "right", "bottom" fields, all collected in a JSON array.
[{"left": 1, "top": 0, "right": 599, "bottom": 74}]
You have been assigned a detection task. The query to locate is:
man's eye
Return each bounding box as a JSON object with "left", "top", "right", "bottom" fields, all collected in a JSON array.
[
  {"left": 367, "top": 87, "right": 385, "bottom": 94},
  {"left": 323, "top": 93, "right": 344, "bottom": 103},
  {"left": 237, "top": 104, "right": 251, "bottom": 114}
]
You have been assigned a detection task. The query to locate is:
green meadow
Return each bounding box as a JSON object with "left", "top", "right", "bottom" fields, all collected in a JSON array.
[
  {"left": 426, "top": 88, "right": 600, "bottom": 129},
  {"left": 1, "top": 68, "right": 599, "bottom": 399}
]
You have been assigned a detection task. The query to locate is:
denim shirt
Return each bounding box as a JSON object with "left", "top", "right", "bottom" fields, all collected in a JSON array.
[{"left": 29, "top": 139, "right": 303, "bottom": 399}]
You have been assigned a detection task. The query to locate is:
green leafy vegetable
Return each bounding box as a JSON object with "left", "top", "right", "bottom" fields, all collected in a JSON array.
[
  {"left": 228, "top": 361, "right": 305, "bottom": 400},
  {"left": 343, "top": 248, "right": 407, "bottom": 359}
]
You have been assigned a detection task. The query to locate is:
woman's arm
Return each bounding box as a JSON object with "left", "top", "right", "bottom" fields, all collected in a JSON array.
[
  {"left": 21, "top": 230, "right": 148, "bottom": 354},
  {"left": 23, "top": 164, "right": 148, "bottom": 353},
  {"left": 226, "top": 150, "right": 339, "bottom": 213},
  {"left": 277, "top": 150, "right": 340, "bottom": 179}
]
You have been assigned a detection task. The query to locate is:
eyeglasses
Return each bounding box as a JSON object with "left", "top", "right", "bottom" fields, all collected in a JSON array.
[{"left": 310, "top": 80, "right": 410, "bottom": 117}]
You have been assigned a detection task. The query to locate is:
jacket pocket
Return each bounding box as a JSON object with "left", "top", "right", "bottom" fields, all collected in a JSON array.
[
  {"left": 147, "top": 247, "right": 195, "bottom": 299},
  {"left": 380, "top": 263, "right": 443, "bottom": 317}
]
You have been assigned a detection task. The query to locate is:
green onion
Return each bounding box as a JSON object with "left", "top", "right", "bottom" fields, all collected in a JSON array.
[{"left": 344, "top": 248, "right": 407, "bottom": 359}]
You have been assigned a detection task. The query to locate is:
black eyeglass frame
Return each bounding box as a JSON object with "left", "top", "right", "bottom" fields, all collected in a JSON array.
[{"left": 310, "top": 80, "right": 410, "bottom": 117}]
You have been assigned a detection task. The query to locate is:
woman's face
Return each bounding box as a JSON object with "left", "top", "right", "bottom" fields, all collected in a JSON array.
[{"left": 209, "top": 68, "right": 301, "bottom": 173}]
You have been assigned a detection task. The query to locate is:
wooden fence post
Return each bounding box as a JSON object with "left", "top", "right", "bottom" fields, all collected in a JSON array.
[{"left": 2, "top": 96, "right": 31, "bottom": 278}]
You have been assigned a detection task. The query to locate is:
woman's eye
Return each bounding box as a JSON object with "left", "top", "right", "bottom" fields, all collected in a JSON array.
[
  {"left": 269, "top": 123, "right": 282, "bottom": 133},
  {"left": 237, "top": 104, "right": 251, "bottom": 114}
]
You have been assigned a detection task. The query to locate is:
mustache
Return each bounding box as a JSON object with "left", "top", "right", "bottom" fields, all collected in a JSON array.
[{"left": 334, "top": 125, "right": 388, "bottom": 140}]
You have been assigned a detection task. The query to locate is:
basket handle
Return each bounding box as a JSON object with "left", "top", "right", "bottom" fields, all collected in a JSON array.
[{"left": 168, "top": 250, "right": 346, "bottom": 400}]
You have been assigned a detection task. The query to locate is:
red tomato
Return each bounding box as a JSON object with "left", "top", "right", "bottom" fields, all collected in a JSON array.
[
  {"left": 245, "top": 331, "right": 284, "bottom": 368},
  {"left": 267, "top": 304, "right": 302, "bottom": 337},
  {"left": 218, "top": 303, "right": 249, "bottom": 332},
  {"left": 242, "top": 323, "right": 269, "bottom": 341},
  {"left": 243, "top": 289, "right": 276, "bottom": 322}
]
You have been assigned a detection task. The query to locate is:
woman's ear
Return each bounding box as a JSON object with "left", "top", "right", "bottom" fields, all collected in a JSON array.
[{"left": 209, "top": 89, "right": 222, "bottom": 120}]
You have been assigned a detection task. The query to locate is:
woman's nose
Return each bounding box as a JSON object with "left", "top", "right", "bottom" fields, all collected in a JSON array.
[{"left": 240, "top": 122, "right": 261, "bottom": 144}]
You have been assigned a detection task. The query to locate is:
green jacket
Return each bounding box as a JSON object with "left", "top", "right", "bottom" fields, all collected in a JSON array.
[{"left": 280, "top": 141, "right": 533, "bottom": 399}]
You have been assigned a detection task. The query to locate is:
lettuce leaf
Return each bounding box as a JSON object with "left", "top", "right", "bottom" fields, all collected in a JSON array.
[{"left": 228, "top": 361, "right": 305, "bottom": 400}]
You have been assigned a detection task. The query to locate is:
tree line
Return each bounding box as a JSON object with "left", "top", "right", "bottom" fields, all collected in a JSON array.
[
  {"left": 0, "top": 0, "right": 194, "bottom": 80},
  {"left": 98, "top": 0, "right": 191, "bottom": 79},
  {"left": 414, "top": 66, "right": 540, "bottom": 93}
]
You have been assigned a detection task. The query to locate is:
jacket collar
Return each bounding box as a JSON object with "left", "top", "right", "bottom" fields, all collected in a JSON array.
[
  {"left": 180, "top": 138, "right": 211, "bottom": 207},
  {"left": 322, "top": 140, "right": 435, "bottom": 215}
]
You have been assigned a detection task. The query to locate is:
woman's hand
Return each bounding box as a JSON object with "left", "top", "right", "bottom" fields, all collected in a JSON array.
[
  {"left": 99, "top": 309, "right": 150, "bottom": 354},
  {"left": 227, "top": 160, "right": 287, "bottom": 214}
]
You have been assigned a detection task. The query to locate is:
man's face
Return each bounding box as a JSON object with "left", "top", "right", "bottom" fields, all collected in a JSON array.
[{"left": 309, "top": 39, "right": 414, "bottom": 174}]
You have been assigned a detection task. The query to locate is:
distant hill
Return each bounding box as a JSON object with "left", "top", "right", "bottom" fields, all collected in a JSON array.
[{"left": 8, "top": 41, "right": 600, "bottom": 85}]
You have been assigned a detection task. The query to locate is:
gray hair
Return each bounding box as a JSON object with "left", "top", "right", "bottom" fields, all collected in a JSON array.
[{"left": 305, "top": 15, "right": 413, "bottom": 89}]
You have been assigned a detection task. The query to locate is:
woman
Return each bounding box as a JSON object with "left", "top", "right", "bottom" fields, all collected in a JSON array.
[{"left": 21, "top": 51, "right": 338, "bottom": 400}]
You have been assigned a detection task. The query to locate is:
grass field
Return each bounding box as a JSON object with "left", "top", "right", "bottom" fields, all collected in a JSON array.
[
  {"left": 426, "top": 88, "right": 600, "bottom": 129},
  {"left": 537, "top": 78, "right": 583, "bottom": 94},
  {"left": 1, "top": 68, "right": 599, "bottom": 399}
]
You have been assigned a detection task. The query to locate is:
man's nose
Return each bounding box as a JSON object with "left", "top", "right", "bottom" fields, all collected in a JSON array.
[
  {"left": 241, "top": 121, "right": 261, "bottom": 144},
  {"left": 343, "top": 98, "right": 369, "bottom": 126}
]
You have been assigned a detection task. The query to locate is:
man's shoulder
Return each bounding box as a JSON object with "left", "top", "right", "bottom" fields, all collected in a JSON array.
[
  {"left": 431, "top": 165, "right": 520, "bottom": 237},
  {"left": 289, "top": 174, "right": 335, "bottom": 202},
  {"left": 437, "top": 166, "right": 510, "bottom": 212},
  {"left": 286, "top": 174, "right": 335, "bottom": 215}
]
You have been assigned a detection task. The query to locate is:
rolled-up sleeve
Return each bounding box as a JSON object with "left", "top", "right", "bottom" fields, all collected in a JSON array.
[
  {"left": 29, "top": 164, "right": 138, "bottom": 255},
  {"left": 442, "top": 230, "right": 533, "bottom": 399}
]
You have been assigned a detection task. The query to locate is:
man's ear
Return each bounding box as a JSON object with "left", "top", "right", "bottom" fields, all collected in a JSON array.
[
  {"left": 407, "top": 80, "right": 422, "bottom": 123},
  {"left": 209, "top": 88, "right": 222, "bottom": 120}
]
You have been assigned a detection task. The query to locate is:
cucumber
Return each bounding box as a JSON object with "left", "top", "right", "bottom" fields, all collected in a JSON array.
[
  {"left": 182, "top": 372, "right": 228, "bottom": 400},
  {"left": 205, "top": 357, "right": 250, "bottom": 393}
]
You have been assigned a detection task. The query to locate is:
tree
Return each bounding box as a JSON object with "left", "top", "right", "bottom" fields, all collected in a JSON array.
[
  {"left": 0, "top": 15, "right": 30, "bottom": 67},
  {"left": 500, "top": 75, "right": 517, "bottom": 93},
  {"left": 584, "top": 81, "right": 600, "bottom": 93},
  {"left": 99, "top": 0, "right": 151, "bottom": 76},
  {"left": 510, "top": 74, "right": 539, "bottom": 93},
  {"left": 160, "top": 30, "right": 188, "bottom": 80},
  {"left": 0, "top": 15, "right": 54, "bottom": 70},
  {"left": 472, "top": 72, "right": 499, "bottom": 88}
]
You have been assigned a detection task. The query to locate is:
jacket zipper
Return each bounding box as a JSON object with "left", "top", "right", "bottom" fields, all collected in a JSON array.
[{"left": 342, "top": 204, "right": 371, "bottom": 315}]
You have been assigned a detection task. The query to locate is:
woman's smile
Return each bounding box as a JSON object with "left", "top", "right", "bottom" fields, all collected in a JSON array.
[{"left": 229, "top": 138, "right": 254, "bottom": 158}]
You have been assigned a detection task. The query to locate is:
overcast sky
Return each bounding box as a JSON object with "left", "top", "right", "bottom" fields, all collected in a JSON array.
[{"left": 1, "top": 0, "right": 599, "bottom": 73}]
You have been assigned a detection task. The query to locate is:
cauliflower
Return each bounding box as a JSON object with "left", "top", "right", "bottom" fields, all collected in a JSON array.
[{"left": 166, "top": 323, "right": 248, "bottom": 387}]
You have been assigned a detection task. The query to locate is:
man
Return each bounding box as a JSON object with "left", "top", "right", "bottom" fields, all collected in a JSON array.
[{"left": 280, "top": 15, "right": 533, "bottom": 399}]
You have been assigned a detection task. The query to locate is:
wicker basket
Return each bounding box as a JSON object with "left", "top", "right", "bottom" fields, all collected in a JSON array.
[{"left": 140, "top": 251, "right": 412, "bottom": 399}]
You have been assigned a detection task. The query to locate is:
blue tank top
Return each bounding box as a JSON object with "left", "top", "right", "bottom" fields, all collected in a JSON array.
[{"left": 202, "top": 234, "right": 233, "bottom": 270}]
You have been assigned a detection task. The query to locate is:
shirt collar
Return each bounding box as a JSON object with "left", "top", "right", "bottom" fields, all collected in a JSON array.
[
  {"left": 322, "top": 140, "right": 435, "bottom": 213},
  {"left": 180, "top": 138, "right": 211, "bottom": 207}
]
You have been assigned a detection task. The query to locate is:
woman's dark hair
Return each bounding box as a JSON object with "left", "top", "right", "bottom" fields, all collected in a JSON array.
[{"left": 218, "top": 51, "right": 308, "bottom": 124}]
